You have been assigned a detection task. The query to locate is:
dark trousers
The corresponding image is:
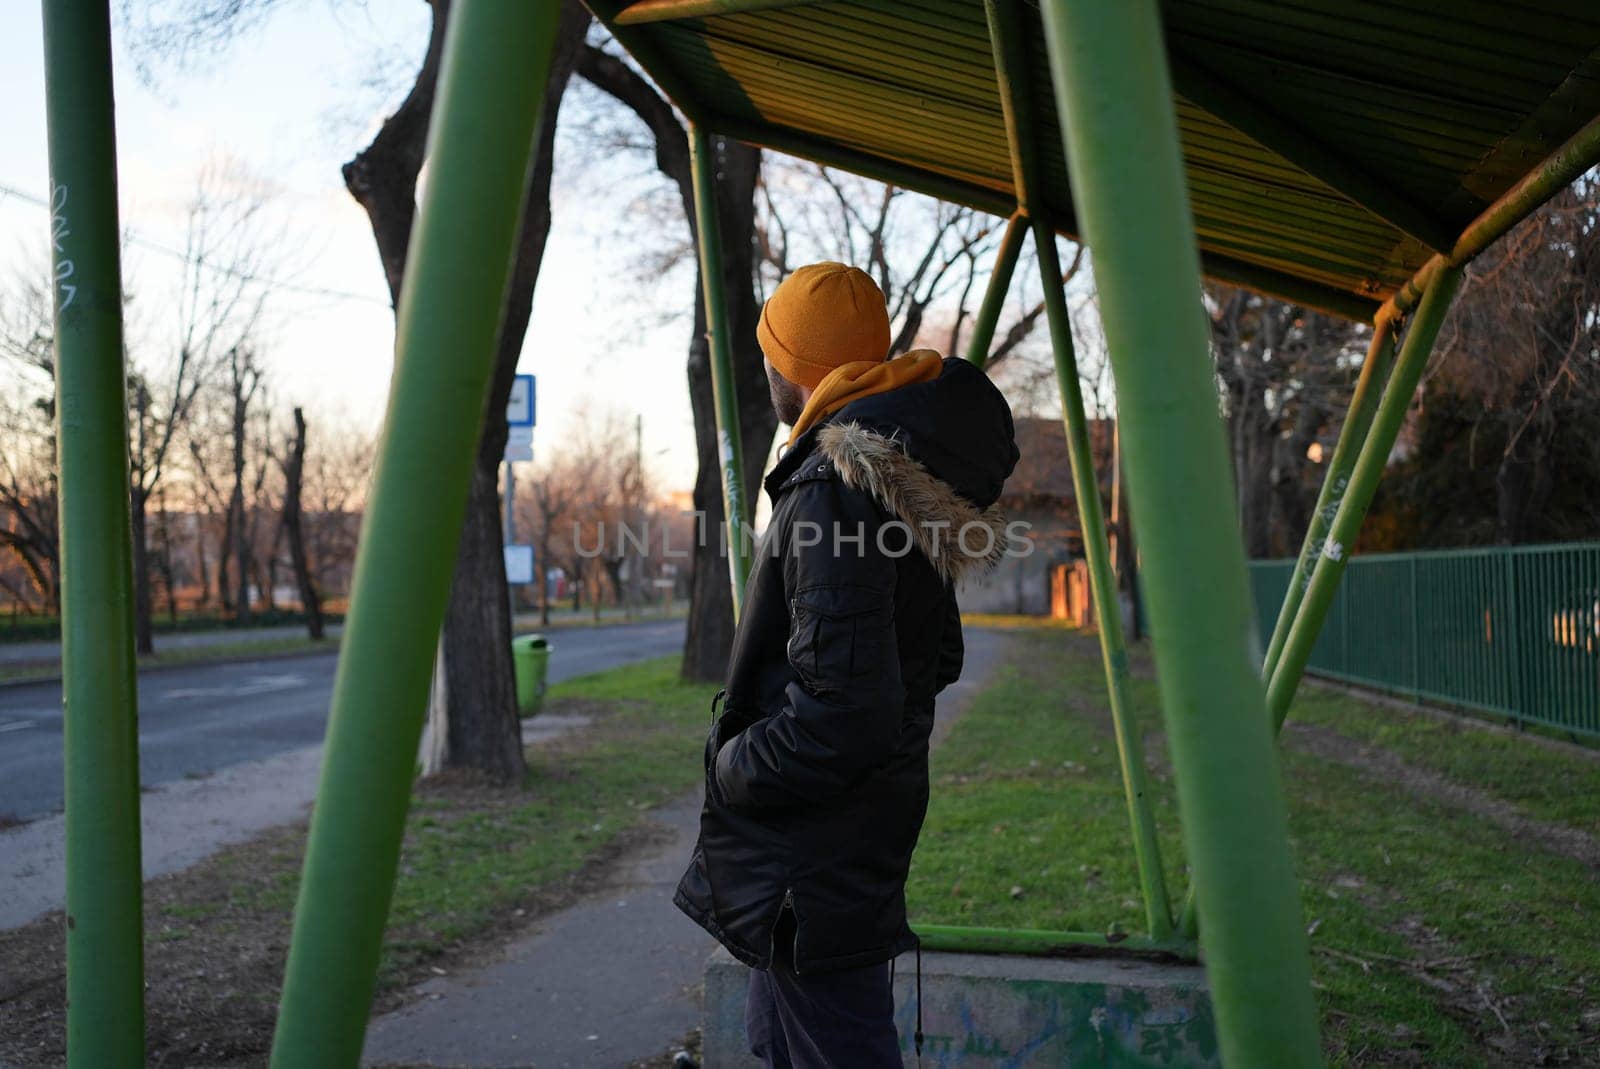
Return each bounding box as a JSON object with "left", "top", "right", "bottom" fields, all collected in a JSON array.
[{"left": 744, "top": 913, "right": 902, "bottom": 1068}]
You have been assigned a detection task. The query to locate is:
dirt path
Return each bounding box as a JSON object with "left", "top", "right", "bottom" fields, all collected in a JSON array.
[
  {"left": 362, "top": 627, "right": 1016, "bottom": 1069},
  {"left": 1283, "top": 721, "right": 1600, "bottom": 869}
]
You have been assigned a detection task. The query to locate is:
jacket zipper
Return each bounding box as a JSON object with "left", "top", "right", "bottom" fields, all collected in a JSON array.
[{"left": 770, "top": 888, "right": 795, "bottom": 967}]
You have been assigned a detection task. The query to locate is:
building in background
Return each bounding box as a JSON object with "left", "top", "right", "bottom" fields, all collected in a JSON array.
[{"left": 958, "top": 417, "right": 1116, "bottom": 617}]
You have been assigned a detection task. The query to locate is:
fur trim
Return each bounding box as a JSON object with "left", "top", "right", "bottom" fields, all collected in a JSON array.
[{"left": 817, "top": 421, "right": 1009, "bottom": 584}]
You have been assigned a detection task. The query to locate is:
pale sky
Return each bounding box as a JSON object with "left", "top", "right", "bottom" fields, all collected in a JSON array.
[
  {"left": 0, "top": 2, "right": 723, "bottom": 491},
  {"left": 0, "top": 3, "right": 1086, "bottom": 496}
]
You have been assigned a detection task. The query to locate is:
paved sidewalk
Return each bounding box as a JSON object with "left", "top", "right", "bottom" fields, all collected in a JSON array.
[
  {"left": 0, "top": 714, "right": 591, "bottom": 931},
  {"left": 362, "top": 628, "right": 1013, "bottom": 1069}
]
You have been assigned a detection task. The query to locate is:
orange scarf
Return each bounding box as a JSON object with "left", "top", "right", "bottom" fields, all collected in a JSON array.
[{"left": 787, "top": 349, "right": 943, "bottom": 446}]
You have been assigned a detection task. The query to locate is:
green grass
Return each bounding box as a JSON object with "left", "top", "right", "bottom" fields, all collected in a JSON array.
[
  {"left": 0, "top": 634, "right": 339, "bottom": 684},
  {"left": 907, "top": 627, "right": 1600, "bottom": 1066},
  {"left": 1288, "top": 686, "right": 1600, "bottom": 830},
  {"left": 374, "top": 657, "right": 713, "bottom": 983},
  {"left": 909, "top": 630, "right": 1187, "bottom": 935},
  {"left": 194, "top": 655, "right": 716, "bottom": 990},
  {"left": 0, "top": 655, "right": 716, "bottom": 1066}
]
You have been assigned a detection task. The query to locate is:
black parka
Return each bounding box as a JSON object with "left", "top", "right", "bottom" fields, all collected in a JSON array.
[{"left": 673, "top": 357, "right": 1019, "bottom": 974}]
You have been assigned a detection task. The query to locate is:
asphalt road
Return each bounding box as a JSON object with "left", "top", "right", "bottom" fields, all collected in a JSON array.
[{"left": 0, "top": 619, "right": 686, "bottom": 823}]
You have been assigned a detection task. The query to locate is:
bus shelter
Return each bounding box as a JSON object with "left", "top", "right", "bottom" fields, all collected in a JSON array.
[{"left": 39, "top": 0, "right": 1600, "bottom": 1065}]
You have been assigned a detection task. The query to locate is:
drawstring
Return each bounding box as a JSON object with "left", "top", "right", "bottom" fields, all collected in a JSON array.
[
  {"left": 892, "top": 946, "right": 925, "bottom": 1064},
  {"left": 915, "top": 940, "right": 924, "bottom": 1061}
]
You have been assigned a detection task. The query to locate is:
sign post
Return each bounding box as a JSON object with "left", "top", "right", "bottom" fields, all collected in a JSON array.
[{"left": 504, "top": 375, "right": 536, "bottom": 626}]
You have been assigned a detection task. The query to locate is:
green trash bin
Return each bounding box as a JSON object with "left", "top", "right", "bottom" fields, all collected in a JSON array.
[{"left": 512, "top": 634, "right": 551, "bottom": 718}]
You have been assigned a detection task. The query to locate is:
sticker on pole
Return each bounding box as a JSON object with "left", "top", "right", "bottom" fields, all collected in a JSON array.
[
  {"left": 507, "top": 375, "right": 535, "bottom": 428},
  {"left": 504, "top": 545, "right": 535, "bottom": 585}
]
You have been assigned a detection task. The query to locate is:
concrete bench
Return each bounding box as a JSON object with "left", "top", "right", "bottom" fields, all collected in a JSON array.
[{"left": 702, "top": 946, "right": 1218, "bottom": 1067}]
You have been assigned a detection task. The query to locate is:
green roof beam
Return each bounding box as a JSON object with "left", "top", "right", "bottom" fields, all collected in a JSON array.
[
  {"left": 983, "top": 0, "right": 1048, "bottom": 217},
  {"left": 587, "top": 0, "right": 710, "bottom": 125},
  {"left": 1169, "top": 55, "right": 1457, "bottom": 254},
  {"left": 1383, "top": 111, "right": 1600, "bottom": 321},
  {"left": 707, "top": 114, "right": 1380, "bottom": 322},
  {"left": 615, "top": 0, "right": 824, "bottom": 25},
  {"left": 1199, "top": 249, "right": 1380, "bottom": 322},
  {"left": 707, "top": 112, "right": 1017, "bottom": 217}
]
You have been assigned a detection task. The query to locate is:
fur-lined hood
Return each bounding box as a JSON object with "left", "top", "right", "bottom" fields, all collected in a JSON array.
[
  {"left": 765, "top": 356, "right": 1019, "bottom": 585},
  {"left": 817, "top": 421, "right": 1011, "bottom": 585}
]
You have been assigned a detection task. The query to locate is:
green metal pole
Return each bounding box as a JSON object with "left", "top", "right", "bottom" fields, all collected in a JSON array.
[
  {"left": 1265, "top": 266, "right": 1464, "bottom": 733},
  {"left": 1035, "top": 221, "right": 1174, "bottom": 939},
  {"left": 269, "top": 4, "right": 562, "bottom": 1065},
  {"left": 41, "top": 3, "right": 145, "bottom": 1063},
  {"left": 964, "top": 211, "right": 1027, "bottom": 368},
  {"left": 1038, "top": 3, "right": 1321, "bottom": 1065},
  {"left": 1181, "top": 315, "right": 1404, "bottom": 936},
  {"left": 1261, "top": 316, "right": 1397, "bottom": 674},
  {"left": 981, "top": 0, "right": 1171, "bottom": 936},
  {"left": 688, "top": 123, "right": 753, "bottom": 618}
]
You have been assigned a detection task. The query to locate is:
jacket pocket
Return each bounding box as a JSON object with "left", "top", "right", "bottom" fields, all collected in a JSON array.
[{"left": 785, "top": 584, "right": 894, "bottom": 693}]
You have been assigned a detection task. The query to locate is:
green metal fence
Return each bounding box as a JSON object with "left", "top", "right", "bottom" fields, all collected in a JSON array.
[{"left": 1249, "top": 542, "right": 1600, "bottom": 739}]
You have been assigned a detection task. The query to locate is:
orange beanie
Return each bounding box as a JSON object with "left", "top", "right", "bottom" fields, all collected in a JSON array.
[{"left": 757, "top": 262, "right": 891, "bottom": 388}]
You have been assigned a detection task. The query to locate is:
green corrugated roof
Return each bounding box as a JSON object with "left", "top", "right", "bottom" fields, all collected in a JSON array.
[{"left": 589, "top": 0, "right": 1600, "bottom": 320}]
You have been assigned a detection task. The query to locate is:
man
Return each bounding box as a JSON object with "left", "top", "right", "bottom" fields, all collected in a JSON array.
[{"left": 674, "top": 262, "right": 1020, "bottom": 1067}]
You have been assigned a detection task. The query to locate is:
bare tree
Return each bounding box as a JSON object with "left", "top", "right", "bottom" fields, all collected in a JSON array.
[
  {"left": 757, "top": 162, "right": 1019, "bottom": 357},
  {"left": 1207, "top": 284, "right": 1367, "bottom": 557},
  {"left": 222, "top": 343, "right": 265, "bottom": 622},
  {"left": 0, "top": 273, "right": 61, "bottom": 613},
  {"left": 1375, "top": 182, "right": 1600, "bottom": 546},
  {"left": 279, "top": 406, "right": 323, "bottom": 638},
  {"left": 127, "top": 162, "right": 276, "bottom": 648},
  {"left": 341, "top": 0, "right": 592, "bottom": 780},
  {"left": 136, "top": 0, "right": 594, "bottom": 778},
  {"left": 299, "top": 413, "right": 373, "bottom": 602},
  {"left": 524, "top": 457, "right": 576, "bottom": 627}
]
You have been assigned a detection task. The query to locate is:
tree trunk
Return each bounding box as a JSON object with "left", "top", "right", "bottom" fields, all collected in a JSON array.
[
  {"left": 231, "top": 485, "right": 251, "bottom": 624},
  {"left": 1495, "top": 423, "right": 1554, "bottom": 544},
  {"left": 442, "top": 462, "right": 524, "bottom": 777},
  {"left": 216, "top": 506, "right": 234, "bottom": 614},
  {"left": 438, "top": 1, "right": 589, "bottom": 779},
  {"left": 1230, "top": 390, "right": 1276, "bottom": 560},
  {"left": 231, "top": 380, "right": 253, "bottom": 624},
  {"left": 283, "top": 407, "right": 324, "bottom": 640},
  {"left": 130, "top": 488, "right": 154, "bottom": 654},
  {"left": 194, "top": 516, "right": 210, "bottom": 612},
  {"left": 343, "top": 0, "right": 590, "bottom": 780}
]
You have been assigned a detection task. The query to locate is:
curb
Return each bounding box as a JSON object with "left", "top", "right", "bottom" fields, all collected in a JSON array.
[{"left": 0, "top": 640, "right": 341, "bottom": 692}]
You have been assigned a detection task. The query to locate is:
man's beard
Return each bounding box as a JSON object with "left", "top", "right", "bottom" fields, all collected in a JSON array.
[{"left": 766, "top": 365, "right": 806, "bottom": 427}]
